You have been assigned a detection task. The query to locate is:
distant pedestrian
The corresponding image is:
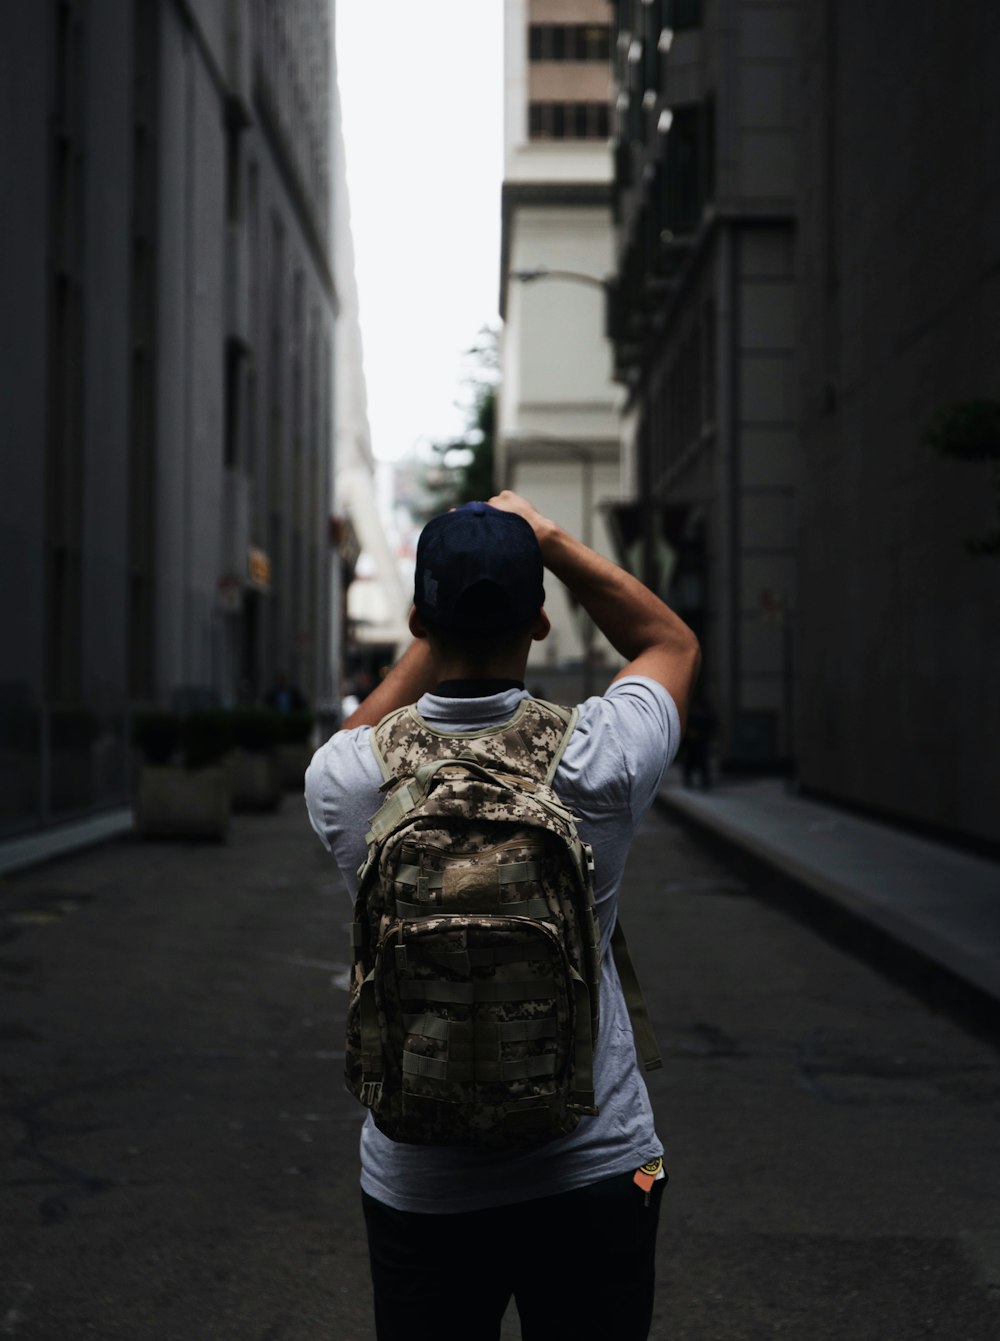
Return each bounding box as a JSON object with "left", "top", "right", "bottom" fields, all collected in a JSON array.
[
  {"left": 305, "top": 492, "right": 701, "bottom": 1340},
  {"left": 681, "top": 696, "right": 716, "bottom": 789},
  {"left": 263, "top": 670, "right": 306, "bottom": 713}
]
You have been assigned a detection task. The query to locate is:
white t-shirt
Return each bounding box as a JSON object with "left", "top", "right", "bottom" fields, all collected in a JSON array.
[{"left": 304, "top": 675, "right": 681, "bottom": 1213}]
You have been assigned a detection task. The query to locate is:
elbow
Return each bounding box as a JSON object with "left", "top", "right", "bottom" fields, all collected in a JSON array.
[
  {"left": 688, "top": 629, "right": 703, "bottom": 676},
  {"left": 678, "top": 626, "right": 702, "bottom": 695},
  {"left": 676, "top": 624, "right": 701, "bottom": 674}
]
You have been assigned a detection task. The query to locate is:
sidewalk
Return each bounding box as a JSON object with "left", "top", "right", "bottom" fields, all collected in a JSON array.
[{"left": 658, "top": 774, "right": 1000, "bottom": 1016}]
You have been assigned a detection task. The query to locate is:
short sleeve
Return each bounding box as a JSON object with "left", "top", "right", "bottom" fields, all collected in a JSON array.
[
  {"left": 557, "top": 676, "right": 680, "bottom": 823},
  {"left": 304, "top": 726, "right": 383, "bottom": 891}
]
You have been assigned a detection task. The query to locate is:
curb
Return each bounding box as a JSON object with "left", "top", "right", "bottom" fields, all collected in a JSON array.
[
  {"left": 655, "top": 789, "right": 1000, "bottom": 1044},
  {"left": 0, "top": 809, "right": 135, "bottom": 878}
]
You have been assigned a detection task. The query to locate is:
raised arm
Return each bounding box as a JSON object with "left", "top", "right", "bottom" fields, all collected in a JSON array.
[
  {"left": 340, "top": 636, "right": 436, "bottom": 731},
  {"left": 488, "top": 491, "right": 701, "bottom": 726}
]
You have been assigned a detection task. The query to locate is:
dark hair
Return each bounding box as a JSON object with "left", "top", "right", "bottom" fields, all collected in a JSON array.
[{"left": 423, "top": 619, "right": 536, "bottom": 667}]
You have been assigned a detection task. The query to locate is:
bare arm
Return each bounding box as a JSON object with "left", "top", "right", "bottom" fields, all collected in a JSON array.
[
  {"left": 488, "top": 491, "right": 701, "bottom": 726},
  {"left": 340, "top": 635, "right": 437, "bottom": 731}
]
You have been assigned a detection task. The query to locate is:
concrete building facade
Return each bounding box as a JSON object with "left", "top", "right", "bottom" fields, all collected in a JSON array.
[
  {"left": 607, "top": 0, "right": 799, "bottom": 768},
  {"left": 0, "top": 0, "right": 337, "bottom": 841},
  {"left": 795, "top": 2, "right": 1000, "bottom": 848},
  {"left": 330, "top": 65, "right": 410, "bottom": 687},
  {"left": 498, "top": 0, "right": 624, "bottom": 698}
]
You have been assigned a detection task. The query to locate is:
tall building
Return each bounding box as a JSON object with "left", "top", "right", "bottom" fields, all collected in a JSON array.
[
  {"left": 497, "top": 0, "right": 623, "bottom": 698},
  {"left": 607, "top": 0, "right": 799, "bottom": 767},
  {"left": 330, "top": 67, "right": 410, "bottom": 689},
  {"left": 606, "top": 1, "right": 998, "bottom": 848},
  {"left": 0, "top": 0, "right": 338, "bottom": 848},
  {"left": 796, "top": 2, "right": 1000, "bottom": 848}
]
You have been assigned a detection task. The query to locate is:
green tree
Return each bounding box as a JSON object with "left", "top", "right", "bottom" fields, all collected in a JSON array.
[{"left": 416, "top": 326, "right": 498, "bottom": 521}]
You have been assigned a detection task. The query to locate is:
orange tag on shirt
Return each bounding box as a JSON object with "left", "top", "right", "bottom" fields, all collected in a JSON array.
[{"left": 633, "top": 1158, "right": 663, "bottom": 1193}]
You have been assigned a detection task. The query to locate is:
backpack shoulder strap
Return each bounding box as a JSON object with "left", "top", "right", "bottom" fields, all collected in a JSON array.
[
  {"left": 524, "top": 699, "right": 578, "bottom": 784},
  {"left": 369, "top": 698, "right": 578, "bottom": 787},
  {"left": 611, "top": 918, "right": 663, "bottom": 1073},
  {"left": 368, "top": 705, "right": 419, "bottom": 782}
]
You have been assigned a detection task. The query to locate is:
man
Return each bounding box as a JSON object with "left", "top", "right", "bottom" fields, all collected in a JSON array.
[
  {"left": 263, "top": 670, "right": 307, "bottom": 713},
  {"left": 305, "top": 491, "right": 700, "bottom": 1341}
]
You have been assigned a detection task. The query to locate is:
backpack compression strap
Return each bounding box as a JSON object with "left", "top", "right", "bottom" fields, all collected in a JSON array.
[{"left": 611, "top": 919, "right": 663, "bottom": 1072}]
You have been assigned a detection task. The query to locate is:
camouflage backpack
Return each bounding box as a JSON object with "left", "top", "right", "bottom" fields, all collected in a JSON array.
[{"left": 345, "top": 698, "right": 605, "bottom": 1148}]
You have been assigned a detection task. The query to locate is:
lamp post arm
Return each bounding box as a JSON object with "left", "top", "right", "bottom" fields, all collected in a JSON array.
[{"left": 509, "top": 267, "right": 610, "bottom": 293}]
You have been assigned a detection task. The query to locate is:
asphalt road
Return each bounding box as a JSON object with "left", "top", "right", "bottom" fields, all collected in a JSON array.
[{"left": 1, "top": 801, "right": 998, "bottom": 1340}]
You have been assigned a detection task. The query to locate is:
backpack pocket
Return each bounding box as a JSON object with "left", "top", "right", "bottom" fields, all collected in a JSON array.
[{"left": 368, "top": 915, "right": 595, "bottom": 1147}]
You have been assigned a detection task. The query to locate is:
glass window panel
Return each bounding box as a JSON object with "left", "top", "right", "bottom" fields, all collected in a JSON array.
[
  {"left": 672, "top": 0, "right": 702, "bottom": 31},
  {"left": 583, "top": 25, "right": 610, "bottom": 61}
]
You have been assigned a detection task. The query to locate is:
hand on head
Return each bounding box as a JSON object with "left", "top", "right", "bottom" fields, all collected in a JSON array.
[{"left": 486, "top": 491, "right": 554, "bottom": 549}]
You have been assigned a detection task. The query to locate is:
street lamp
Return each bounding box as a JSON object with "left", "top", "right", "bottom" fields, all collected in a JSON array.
[
  {"left": 509, "top": 266, "right": 611, "bottom": 294},
  {"left": 508, "top": 268, "right": 614, "bottom": 335}
]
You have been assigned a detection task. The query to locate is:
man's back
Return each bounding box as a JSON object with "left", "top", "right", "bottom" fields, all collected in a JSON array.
[{"left": 305, "top": 675, "right": 679, "bottom": 1213}]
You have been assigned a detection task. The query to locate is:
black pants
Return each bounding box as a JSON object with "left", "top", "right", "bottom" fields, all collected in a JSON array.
[{"left": 361, "top": 1168, "right": 665, "bottom": 1341}]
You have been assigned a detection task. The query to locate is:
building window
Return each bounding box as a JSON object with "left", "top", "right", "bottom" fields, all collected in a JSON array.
[
  {"left": 655, "top": 101, "right": 712, "bottom": 236},
  {"left": 126, "top": 0, "right": 159, "bottom": 701},
  {"left": 224, "top": 339, "right": 245, "bottom": 469},
  {"left": 670, "top": 0, "right": 702, "bottom": 30},
  {"left": 702, "top": 299, "right": 716, "bottom": 427},
  {"left": 528, "top": 101, "right": 610, "bottom": 141},
  {"left": 46, "top": 0, "right": 87, "bottom": 704},
  {"left": 528, "top": 24, "right": 611, "bottom": 62}
]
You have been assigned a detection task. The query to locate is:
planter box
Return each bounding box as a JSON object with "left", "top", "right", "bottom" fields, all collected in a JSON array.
[
  {"left": 136, "top": 765, "right": 230, "bottom": 839},
  {"left": 227, "top": 748, "right": 283, "bottom": 812},
  {"left": 276, "top": 741, "right": 313, "bottom": 791}
]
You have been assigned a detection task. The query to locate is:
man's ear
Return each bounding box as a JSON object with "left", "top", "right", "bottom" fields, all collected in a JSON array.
[
  {"left": 531, "top": 609, "right": 551, "bottom": 643},
  {"left": 408, "top": 606, "right": 429, "bottom": 640}
]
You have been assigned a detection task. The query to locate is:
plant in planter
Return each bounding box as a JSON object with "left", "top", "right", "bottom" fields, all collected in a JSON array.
[
  {"left": 133, "top": 710, "right": 232, "bottom": 840},
  {"left": 183, "top": 711, "right": 236, "bottom": 769},
  {"left": 276, "top": 709, "right": 317, "bottom": 791},
  {"left": 133, "top": 711, "right": 180, "bottom": 766},
  {"left": 226, "top": 708, "right": 284, "bottom": 811}
]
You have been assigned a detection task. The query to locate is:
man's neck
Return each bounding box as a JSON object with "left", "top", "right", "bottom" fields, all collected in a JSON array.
[{"left": 433, "top": 677, "right": 524, "bottom": 699}]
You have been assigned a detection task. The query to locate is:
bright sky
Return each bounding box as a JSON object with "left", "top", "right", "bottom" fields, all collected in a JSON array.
[{"left": 335, "top": 1, "right": 505, "bottom": 462}]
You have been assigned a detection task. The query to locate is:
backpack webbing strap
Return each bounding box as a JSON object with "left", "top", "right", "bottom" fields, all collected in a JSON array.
[
  {"left": 611, "top": 919, "right": 663, "bottom": 1073},
  {"left": 394, "top": 858, "right": 544, "bottom": 890},
  {"left": 358, "top": 973, "right": 384, "bottom": 1093},
  {"left": 569, "top": 971, "right": 597, "bottom": 1112},
  {"left": 395, "top": 896, "right": 551, "bottom": 920}
]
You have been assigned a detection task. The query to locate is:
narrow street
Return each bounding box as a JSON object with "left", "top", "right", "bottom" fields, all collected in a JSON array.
[{"left": 1, "top": 802, "right": 998, "bottom": 1340}]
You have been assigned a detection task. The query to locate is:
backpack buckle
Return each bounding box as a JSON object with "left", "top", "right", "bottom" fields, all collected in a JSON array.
[{"left": 359, "top": 1080, "right": 383, "bottom": 1109}]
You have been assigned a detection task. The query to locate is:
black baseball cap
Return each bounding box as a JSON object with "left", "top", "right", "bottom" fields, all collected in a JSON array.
[{"left": 413, "top": 501, "right": 545, "bottom": 634}]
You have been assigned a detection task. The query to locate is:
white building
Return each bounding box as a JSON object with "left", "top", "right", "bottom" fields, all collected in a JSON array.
[
  {"left": 330, "top": 69, "right": 410, "bottom": 689},
  {"left": 497, "top": 0, "right": 623, "bottom": 699}
]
